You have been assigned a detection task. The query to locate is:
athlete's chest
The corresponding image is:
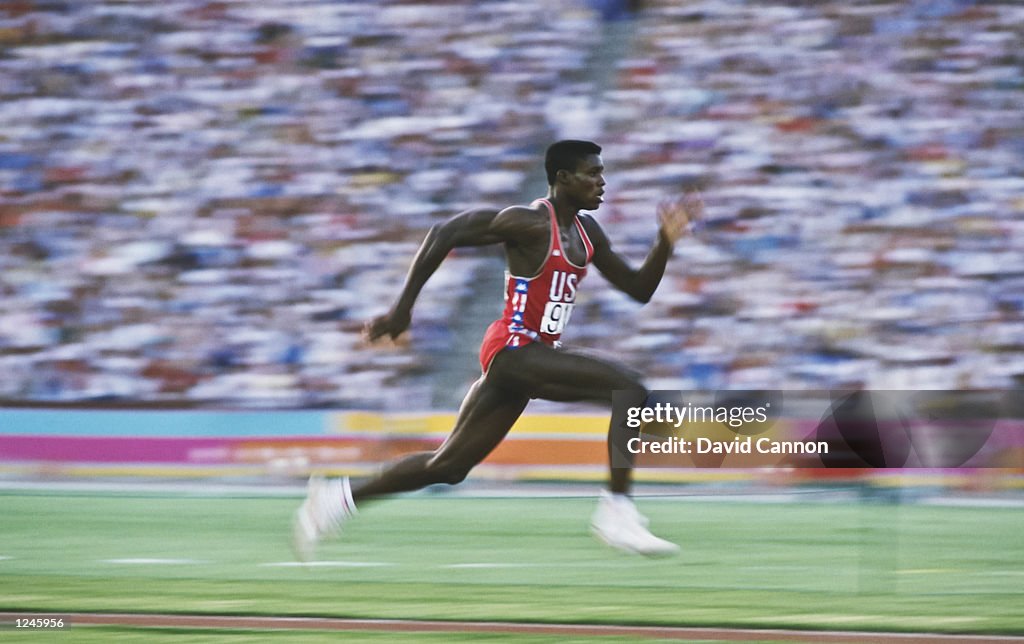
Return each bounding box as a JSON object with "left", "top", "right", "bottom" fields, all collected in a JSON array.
[
  {"left": 557, "top": 226, "right": 589, "bottom": 267},
  {"left": 506, "top": 219, "right": 589, "bottom": 276}
]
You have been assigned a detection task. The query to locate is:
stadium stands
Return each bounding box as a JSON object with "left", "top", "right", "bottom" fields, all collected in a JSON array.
[{"left": 1, "top": 0, "right": 1022, "bottom": 407}]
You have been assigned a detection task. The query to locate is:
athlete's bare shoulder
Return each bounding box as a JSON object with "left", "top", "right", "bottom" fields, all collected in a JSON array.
[
  {"left": 576, "top": 212, "right": 611, "bottom": 248},
  {"left": 492, "top": 202, "right": 549, "bottom": 244}
]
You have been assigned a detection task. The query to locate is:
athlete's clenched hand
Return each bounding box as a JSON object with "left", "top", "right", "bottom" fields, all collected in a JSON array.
[{"left": 364, "top": 307, "right": 411, "bottom": 342}]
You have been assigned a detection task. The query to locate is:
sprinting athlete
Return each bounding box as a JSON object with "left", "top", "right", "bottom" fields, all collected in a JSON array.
[{"left": 293, "top": 140, "right": 702, "bottom": 559}]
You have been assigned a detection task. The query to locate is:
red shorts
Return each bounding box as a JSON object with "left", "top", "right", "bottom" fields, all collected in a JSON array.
[{"left": 479, "top": 320, "right": 542, "bottom": 374}]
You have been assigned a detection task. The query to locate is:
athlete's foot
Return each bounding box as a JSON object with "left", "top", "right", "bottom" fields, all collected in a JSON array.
[
  {"left": 291, "top": 475, "right": 357, "bottom": 562},
  {"left": 590, "top": 491, "right": 679, "bottom": 557}
]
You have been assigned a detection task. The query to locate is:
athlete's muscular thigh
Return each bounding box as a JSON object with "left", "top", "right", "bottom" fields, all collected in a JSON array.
[
  {"left": 487, "top": 343, "right": 644, "bottom": 403},
  {"left": 429, "top": 377, "right": 529, "bottom": 471}
]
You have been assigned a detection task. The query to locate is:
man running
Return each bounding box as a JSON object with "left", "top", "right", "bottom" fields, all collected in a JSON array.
[{"left": 293, "top": 140, "right": 702, "bottom": 559}]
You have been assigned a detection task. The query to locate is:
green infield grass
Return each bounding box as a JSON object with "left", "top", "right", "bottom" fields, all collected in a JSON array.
[{"left": 0, "top": 487, "right": 1021, "bottom": 640}]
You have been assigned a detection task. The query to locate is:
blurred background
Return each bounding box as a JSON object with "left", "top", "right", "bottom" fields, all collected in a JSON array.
[
  {"left": 1, "top": 3, "right": 1022, "bottom": 637},
  {"left": 0, "top": 0, "right": 1023, "bottom": 480}
]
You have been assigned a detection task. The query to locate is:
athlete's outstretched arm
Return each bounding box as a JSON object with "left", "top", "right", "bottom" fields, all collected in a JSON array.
[
  {"left": 585, "top": 193, "right": 703, "bottom": 304},
  {"left": 364, "top": 206, "right": 528, "bottom": 341}
]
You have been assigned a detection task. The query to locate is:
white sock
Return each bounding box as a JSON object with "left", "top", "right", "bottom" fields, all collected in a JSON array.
[
  {"left": 609, "top": 492, "right": 632, "bottom": 506},
  {"left": 340, "top": 476, "right": 358, "bottom": 515}
]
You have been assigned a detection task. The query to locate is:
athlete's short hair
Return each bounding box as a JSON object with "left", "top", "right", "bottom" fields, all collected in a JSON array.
[{"left": 545, "top": 140, "right": 602, "bottom": 186}]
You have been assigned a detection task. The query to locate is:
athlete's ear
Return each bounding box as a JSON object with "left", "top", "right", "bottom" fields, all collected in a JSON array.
[{"left": 555, "top": 168, "right": 573, "bottom": 185}]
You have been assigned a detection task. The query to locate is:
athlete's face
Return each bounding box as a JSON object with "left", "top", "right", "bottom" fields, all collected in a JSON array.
[{"left": 568, "top": 154, "right": 606, "bottom": 210}]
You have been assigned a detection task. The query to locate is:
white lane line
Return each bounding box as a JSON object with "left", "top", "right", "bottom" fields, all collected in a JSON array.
[
  {"left": 259, "top": 561, "right": 395, "bottom": 568},
  {"left": 259, "top": 561, "right": 607, "bottom": 570},
  {"left": 102, "top": 558, "right": 208, "bottom": 565},
  {"left": 0, "top": 556, "right": 12, "bottom": 561},
  {"left": 444, "top": 563, "right": 544, "bottom": 569}
]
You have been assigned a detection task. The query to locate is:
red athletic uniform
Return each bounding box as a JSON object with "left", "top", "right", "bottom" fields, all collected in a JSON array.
[{"left": 479, "top": 198, "right": 595, "bottom": 373}]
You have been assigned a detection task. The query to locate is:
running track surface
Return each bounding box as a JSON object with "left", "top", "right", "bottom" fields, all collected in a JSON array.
[{"left": 2, "top": 613, "right": 1022, "bottom": 643}]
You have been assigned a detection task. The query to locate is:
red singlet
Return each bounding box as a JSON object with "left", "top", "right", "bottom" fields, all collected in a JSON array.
[{"left": 479, "top": 198, "right": 594, "bottom": 373}]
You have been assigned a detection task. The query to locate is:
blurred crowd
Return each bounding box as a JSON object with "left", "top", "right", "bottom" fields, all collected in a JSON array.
[
  {"left": 570, "top": 0, "right": 1024, "bottom": 397},
  {"left": 0, "top": 0, "right": 599, "bottom": 407},
  {"left": 1, "top": 0, "right": 1022, "bottom": 408}
]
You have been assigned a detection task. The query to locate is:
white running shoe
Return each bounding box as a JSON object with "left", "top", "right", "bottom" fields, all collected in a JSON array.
[
  {"left": 291, "top": 475, "right": 357, "bottom": 562},
  {"left": 590, "top": 491, "right": 679, "bottom": 557}
]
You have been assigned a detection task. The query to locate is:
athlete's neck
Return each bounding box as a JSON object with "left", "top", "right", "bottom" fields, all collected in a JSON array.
[{"left": 544, "top": 191, "right": 580, "bottom": 228}]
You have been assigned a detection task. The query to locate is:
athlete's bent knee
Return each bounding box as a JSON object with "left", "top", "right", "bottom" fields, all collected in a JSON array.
[
  {"left": 612, "top": 375, "right": 648, "bottom": 403},
  {"left": 441, "top": 467, "right": 471, "bottom": 485},
  {"left": 426, "top": 455, "right": 473, "bottom": 486},
  {"left": 625, "top": 380, "right": 648, "bottom": 398}
]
